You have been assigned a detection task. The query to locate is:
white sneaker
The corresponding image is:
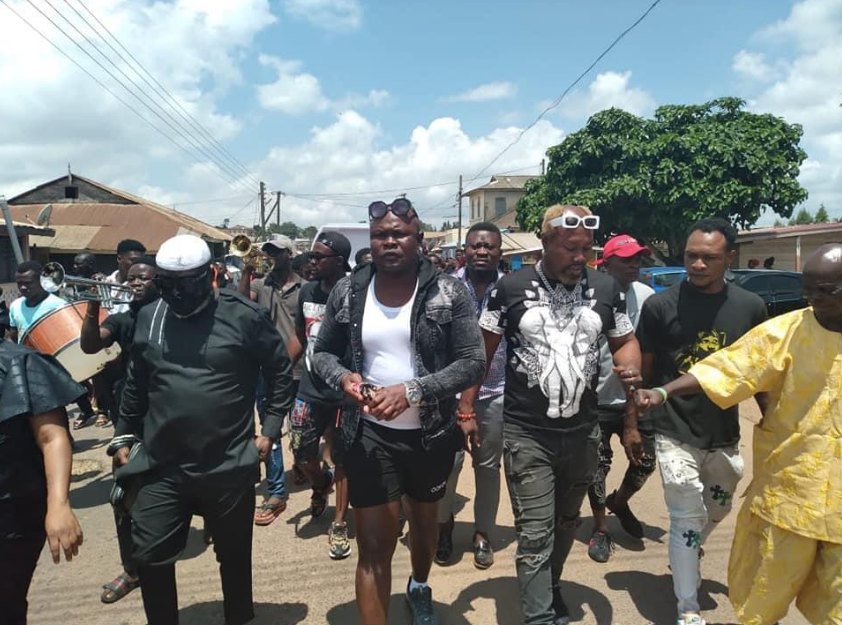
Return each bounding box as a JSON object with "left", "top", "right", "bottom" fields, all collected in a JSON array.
[{"left": 677, "top": 614, "right": 706, "bottom": 625}]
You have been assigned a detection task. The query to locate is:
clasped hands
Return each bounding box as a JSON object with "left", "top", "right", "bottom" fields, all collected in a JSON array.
[{"left": 340, "top": 373, "right": 409, "bottom": 421}]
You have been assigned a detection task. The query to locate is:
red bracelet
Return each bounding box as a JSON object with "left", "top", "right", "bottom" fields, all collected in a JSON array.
[{"left": 457, "top": 411, "right": 476, "bottom": 422}]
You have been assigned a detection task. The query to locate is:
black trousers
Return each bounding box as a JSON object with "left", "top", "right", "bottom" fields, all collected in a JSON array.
[
  {"left": 130, "top": 470, "right": 255, "bottom": 625},
  {"left": 0, "top": 532, "right": 46, "bottom": 625}
]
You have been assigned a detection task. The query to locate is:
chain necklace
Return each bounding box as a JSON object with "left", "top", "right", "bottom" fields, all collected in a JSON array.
[{"left": 535, "top": 261, "right": 582, "bottom": 310}]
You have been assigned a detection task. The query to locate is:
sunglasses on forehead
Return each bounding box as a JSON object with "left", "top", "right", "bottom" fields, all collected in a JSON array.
[
  {"left": 368, "top": 198, "right": 415, "bottom": 221},
  {"left": 548, "top": 213, "right": 600, "bottom": 230}
]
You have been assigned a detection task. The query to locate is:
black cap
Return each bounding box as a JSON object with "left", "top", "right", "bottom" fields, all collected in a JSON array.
[{"left": 316, "top": 231, "right": 352, "bottom": 271}]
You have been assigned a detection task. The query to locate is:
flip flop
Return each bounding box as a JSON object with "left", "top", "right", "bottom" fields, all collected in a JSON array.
[
  {"left": 100, "top": 572, "right": 139, "bottom": 604},
  {"left": 73, "top": 414, "right": 94, "bottom": 430},
  {"left": 94, "top": 413, "right": 111, "bottom": 427},
  {"left": 254, "top": 499, "right": 287, "bottom": 526}
]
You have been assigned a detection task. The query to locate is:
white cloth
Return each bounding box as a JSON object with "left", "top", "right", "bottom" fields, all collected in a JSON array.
[
  {"left": 596, "top": 280, "right": 654, "bottom": 406},
  {"left": 157, "top": 234, "right": 211, "bottom": 271},
  {"left": 105, "top": 270, "right": 132, "bottom": 314},
  {"left": 361, "top": 277, "right": 420, "bottom": 430}
]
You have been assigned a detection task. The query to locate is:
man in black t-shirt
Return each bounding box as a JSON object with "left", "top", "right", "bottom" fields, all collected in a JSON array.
[
  {"left": 636, "top": 218, "right": 767, "bottom": 625},
  {"left": 287, "top": 231, "right": 352, "bottom": 560},
  {"left": 471, "top": 204, "right": 644, "bottom": 625},
  {"left": 80, "top": 256, "right": 158, "bottom": 605}
]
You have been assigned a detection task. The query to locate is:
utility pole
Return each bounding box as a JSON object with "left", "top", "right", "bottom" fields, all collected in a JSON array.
[
  {"left": 276, "top": 191, "right": 281, "bottom": 229},
  {"left": 258, "top": 181, "right": 266, "bottom": 233},
  {"left": 456, "top": 174, "right": 463, "bottom": 254},
  {"left": 540, "top": 158, "right": 546, "bottom": 175}
]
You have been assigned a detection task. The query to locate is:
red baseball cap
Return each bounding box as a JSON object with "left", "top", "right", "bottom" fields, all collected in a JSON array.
[{"left": 597, "top": 234, "right": 650, "bottom": 264}]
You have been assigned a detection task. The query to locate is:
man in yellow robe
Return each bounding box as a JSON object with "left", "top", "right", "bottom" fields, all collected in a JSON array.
[{"left": 635, "top": 243, "right": 842, "bottom": 625}]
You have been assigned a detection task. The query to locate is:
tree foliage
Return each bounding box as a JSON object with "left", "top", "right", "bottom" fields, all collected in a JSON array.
[
  {"left": 789, "top": 208, "right": 814, "bottom": 226},
  {"left": 517, "top": 98, "right": 808, "bottom": 259},
  {"left": 814, "top": 204, "right": 830, "bottom": 223}
]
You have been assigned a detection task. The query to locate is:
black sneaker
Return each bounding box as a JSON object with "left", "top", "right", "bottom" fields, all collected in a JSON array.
[
  {"left": 587, "top": 530, "right": 614, "bottom": 563},
  {"left": 606, "top": 491, "right": 644, "bottom": 539},
  {"left": 551, "top": 584, "right": 571, "bottom": 625},
  {"left": 405, "top": 577, "right": 440, "bottom": 625},
  {"left": 434, "top": 527, "right": 453, "bottom": 565}
]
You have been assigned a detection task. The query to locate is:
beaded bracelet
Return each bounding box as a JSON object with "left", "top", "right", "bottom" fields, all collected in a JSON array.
[{"left": 457, "top": 411, "right": 476, "bottom": 422}]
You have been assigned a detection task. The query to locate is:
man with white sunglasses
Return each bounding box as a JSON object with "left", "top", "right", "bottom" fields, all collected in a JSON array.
[{"left": 464, "top": 204, "right": 644, "bottom": 625}]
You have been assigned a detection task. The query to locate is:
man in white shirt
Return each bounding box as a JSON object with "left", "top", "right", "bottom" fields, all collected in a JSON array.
[
  {"left": 106, "top": 239, "right": 146, "bottom": 314},
  {"left": 586, "top": 235, "right": 656, "bottom": 563}
]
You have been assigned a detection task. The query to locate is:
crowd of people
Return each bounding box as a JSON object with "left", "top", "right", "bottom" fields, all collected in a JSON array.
[{"left": 0, "top": 199, "right": 839, "bottom": 625}]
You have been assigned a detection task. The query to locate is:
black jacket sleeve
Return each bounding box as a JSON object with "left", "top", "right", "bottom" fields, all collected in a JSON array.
[
  {"left": 252, "top": 307, "right": 294, "bottom": 439},
  {"left": 115, "top": 339, "right": 148, "bottom": 441},
  {"left": 311, "top": 278, "right": 353, "bottom": 391}
]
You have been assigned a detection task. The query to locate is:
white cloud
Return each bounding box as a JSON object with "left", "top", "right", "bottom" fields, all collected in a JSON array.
[
  {"left": 732, "top": 50, "right": 775, "bottom": 81},
  {"left": 251, "top": 111, "right": 563, "bottom": 226},
  {"left": 738, "top": 0, "right": 842, "bottom": 212},
  {"left": 555, "top": 71, "right": 656, "bottom": 119},
  {"left": 257, "top": 55, "right": 389, "bottom": 115},
  {"left": 443, "top": 82, "right": 518, "bottom": 103},
  {"left": 283, "top": 0, "right": 362, "bottom": 32}
]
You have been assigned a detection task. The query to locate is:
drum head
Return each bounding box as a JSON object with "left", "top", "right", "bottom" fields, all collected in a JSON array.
[{"left": 54, "top": 340, "right": 121, "bottom": 383}]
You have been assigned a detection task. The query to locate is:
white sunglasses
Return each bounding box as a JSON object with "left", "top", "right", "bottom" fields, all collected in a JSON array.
[{"left": 548, "top": 213, "right": 600, "bottom": 230}]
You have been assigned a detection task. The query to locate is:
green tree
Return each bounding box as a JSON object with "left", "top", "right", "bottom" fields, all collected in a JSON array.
[
  {"left": 814, "top": 204, "right": 830, "bottom": 223},
  {"left": 278, "top": 221, "right": 300, "bottom": 238},
  {"left": 302, "top": 225, "right": 318, "bottom": 239},
  {"left": 517, "top": 97, "right": 808, "bottom": 260},
  {"left": 788, "top": 208, "right": 813, "bottom": 226},
  {"left": 773, "top": 218, "right": 785, "bottom": 227}
]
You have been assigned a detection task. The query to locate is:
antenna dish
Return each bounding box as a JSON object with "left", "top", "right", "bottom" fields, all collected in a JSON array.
[{"left": 36, "top": 204, "right": 52, "bottom": 226}]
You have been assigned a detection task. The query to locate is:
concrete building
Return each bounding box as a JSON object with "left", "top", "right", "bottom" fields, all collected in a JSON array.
[
  {"left": 6, "top": 172, "right": 232, "bottom": 275},
  {"left": 465, "top": 175, "right": 538, "bottom": 227},
  {"left": 736, "top": 222, "right": 842, "bottom": 271}
]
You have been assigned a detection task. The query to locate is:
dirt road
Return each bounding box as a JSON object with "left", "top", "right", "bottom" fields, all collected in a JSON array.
[{"left": 27, "top": 404, "right": 810, "bottom": 625}]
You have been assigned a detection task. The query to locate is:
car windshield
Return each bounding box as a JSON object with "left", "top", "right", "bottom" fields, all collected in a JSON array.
[{"left": 654, "top": 272, "right": 685, "bottom": 288}]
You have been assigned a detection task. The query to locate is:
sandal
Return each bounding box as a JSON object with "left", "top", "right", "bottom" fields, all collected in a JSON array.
[
  {"left": 94, "top": 413, "right": 111, "bottom": 428},
  {"left": 100, "top": 572, "right": 139, "bottom": 604},
  {"left": 73, "top": 414, "right": 94, "bottom": 430},
  {"left": 254, "top": 498, "right": 287, "bottom": 526},
  {"left": 310, "top": 469, "right": 335, "bottom": 518}
]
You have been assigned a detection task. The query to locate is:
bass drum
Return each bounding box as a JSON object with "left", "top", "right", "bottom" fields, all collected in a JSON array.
[{"left": 22, "top": 301, "right": 121, "bottom": 382}]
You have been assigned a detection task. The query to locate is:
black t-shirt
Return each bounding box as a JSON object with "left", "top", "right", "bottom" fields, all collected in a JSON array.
[
  {"left": 0, "top": 342, "right": 85, "bottom": 538},
  {"left": 481, "top": 265, "right": 633, "bottom": 432},
  {"left": 295, "top": 281, "right": 345, "bottom": 405},
  {"left": 637, "top": 281, "right": 767, "bottom": 449},
  {"left": 102, "top": 306, "right": 139, "bottom": 372}
]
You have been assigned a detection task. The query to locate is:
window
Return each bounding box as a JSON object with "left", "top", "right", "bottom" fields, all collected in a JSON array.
[
  {"left": 64, "top": 186, "right": 79, "bottom": 199},
  {"left": 738, "top": 275, "right": 771, "bottom": 296},
  {"left": 769, "top": 274, "right": 802, "bottom": 297},
  {"left": 495, "top": 197, "right": 506, "bottom": 216}
]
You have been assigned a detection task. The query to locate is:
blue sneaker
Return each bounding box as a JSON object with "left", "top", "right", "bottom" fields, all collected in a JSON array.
[{"left": 405, "top": 577, "right": 439, "bottom": 625}]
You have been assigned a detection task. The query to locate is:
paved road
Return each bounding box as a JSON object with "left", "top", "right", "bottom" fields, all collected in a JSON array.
[{"left": 28, "top": 403, "right": 810, "bottom": 625}]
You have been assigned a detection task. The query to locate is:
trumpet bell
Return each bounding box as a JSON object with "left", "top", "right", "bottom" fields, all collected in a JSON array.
[
  {"left": 230, "top": 235, "right": 252, "bottom": 257},
  {"left": 40, "top": 262, "right": 65, "bottom": 293}
]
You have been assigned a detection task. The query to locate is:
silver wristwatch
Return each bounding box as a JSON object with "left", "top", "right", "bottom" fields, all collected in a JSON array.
[{"left": 404, "top": 378, "right": 423, "bottom": 406}]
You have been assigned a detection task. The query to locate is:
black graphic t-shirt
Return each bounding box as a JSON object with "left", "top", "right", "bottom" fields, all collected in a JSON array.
[
  {"left": 481, "top": 265, "right": 633, "bottom": 432},
  {"left": 637, "top": 281, "right": 767, "bottom": 449},
  {"left": 295, "top": 281, "right": 345, "bottom": 405}
]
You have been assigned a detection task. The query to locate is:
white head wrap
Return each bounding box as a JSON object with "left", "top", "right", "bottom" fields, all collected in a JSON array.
[{"left": 156, "top": 234, "right": 212, "bottom": 272}]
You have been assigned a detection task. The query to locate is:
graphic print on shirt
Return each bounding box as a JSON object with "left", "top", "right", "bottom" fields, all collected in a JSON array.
[
  {"left": 302, "top": 301, "right": 326, "bottom": 373},
  {"left": 675, "top": 329, "right": 727, "bottom": 374},
  {"left": 502, "top": 279, "right": 603, "bottom": 419}
]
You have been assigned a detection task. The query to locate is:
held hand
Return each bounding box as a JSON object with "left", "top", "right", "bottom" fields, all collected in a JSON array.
[
  {"left": 622, "top": 426, "right": 645, "bottom": 467},
  {"left": 458, "top": 418, "right": 481, "bottom": 454},
  {"left": 113, "top": 446, "right": 130, "bottom": 468},
  {"left": 634, "top": 389, "right": 665, "bottom": 416},
  {"left": 367, "top": 384, "right": 410, "bottom": 420},
  {"left": 340, "top": 373, "right": 365, "bottom": 405},
  {"left": 45, "top": 504, "right": 83, "bottom": 563},
  {"left": 255, "top": 435, "right": 272, "bottom": 461},
  {"left": 613, "top": 366, "right": 643, "bottom": 392}
]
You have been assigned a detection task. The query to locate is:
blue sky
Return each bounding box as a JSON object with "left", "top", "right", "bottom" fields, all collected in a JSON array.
[{"left": 1, "top": 0, "right": 840, "bottom": 228}]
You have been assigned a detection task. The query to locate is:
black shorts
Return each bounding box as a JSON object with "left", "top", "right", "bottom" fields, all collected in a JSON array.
[
  {"left": 289, "top": 399, "right": 342, "bottom": 466},
  {"left": 344, "top": 419, "right": 458, "bottom": 509}
]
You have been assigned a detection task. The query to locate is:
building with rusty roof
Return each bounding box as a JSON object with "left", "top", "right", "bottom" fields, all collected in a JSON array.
[
  {"left": 736, "top": 221, "right": 842, "bottom": 272},
  {"left": 6, "top": 172, "right": 232, "bottom": 274},
  {"left": 465, "top": 174, "right": 538, "bottom": 228}
]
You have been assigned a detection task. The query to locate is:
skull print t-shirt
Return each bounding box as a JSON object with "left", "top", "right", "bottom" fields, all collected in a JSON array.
[{"left": 480, "top": 264, "right": 633, "bottom": 432}]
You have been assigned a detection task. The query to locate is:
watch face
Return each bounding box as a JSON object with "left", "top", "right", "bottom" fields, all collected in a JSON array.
[{"left": 407, "top": 385, "right": 422, "bottom": 404}]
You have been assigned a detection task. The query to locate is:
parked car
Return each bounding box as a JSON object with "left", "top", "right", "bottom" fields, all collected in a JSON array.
[
  {"left": 729, "top": 269, "right": 807, "bottom": 317},
  {"left": 639, "top": 266, "right": 686, "bottom": 292}
]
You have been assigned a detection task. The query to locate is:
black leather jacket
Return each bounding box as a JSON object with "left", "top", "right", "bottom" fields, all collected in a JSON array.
[{"left": 312, "top": 258, "right": 486, "bottom": 450}]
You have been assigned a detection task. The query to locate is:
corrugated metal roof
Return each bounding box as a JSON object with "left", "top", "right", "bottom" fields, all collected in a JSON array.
[
  {"left": 738, "top": 221, "right": 842, "bottom": 241},
  {"left": 30, "top": 225, "right": 101, "bottom": 251},
  {"left": 467, "top": 175, "right": 538, "bottom": 193}
]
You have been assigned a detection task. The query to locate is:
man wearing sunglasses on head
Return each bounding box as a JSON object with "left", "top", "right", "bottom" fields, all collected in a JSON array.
[
  {"left": 312, "top": 198, "right": 485, "bottom": 625},
  {"left": 463, "top": 204, "right": 644, "bottom": 625},
  {"left": 111, "top": 234, "right": 295, "bottom": 625}
]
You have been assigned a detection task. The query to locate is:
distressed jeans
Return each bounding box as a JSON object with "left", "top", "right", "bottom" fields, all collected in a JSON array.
[
  {"left": 437, "top": 394, "right": 504, "bottom": 535},
  {"left": 655, "top": 434, "right": 744, "bottom": 616},
  {"left": 503, "top": 419, "right": 600, "bottom": 625}
]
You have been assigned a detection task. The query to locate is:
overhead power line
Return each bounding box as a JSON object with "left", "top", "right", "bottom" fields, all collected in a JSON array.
[
  {"left": 465, "top": 0, "right": 664, "bottom": 187},
  {"left": 30, "top": 0, "right": 254, "bottom": 194},
  {"left": 66, "top": 0, "right": 260, "bottom": 187}
]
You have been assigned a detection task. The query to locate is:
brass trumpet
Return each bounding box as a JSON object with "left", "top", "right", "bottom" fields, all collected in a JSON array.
[
  {"left": 227, "top": 235, "right": 273, "bottom": 274},
  {"left": 40, "top": 262, "right": 133, "bottom": 310}
]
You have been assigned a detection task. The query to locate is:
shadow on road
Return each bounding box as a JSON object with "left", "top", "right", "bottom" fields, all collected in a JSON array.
[
  {"left": 574, "top": 513, "right": 667, "bottom": 553},
  {"left": 429, "top": 520, "right": 517, "bottom": 568},
  {"left": 178, "top": 601, "right": 307, "bottom": 624},
  {"left": 605, "top": 570, "right": 729, "bottom": 624},
  {"left": 69, "top": 474, "right": 113, "bottom": 509}
]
